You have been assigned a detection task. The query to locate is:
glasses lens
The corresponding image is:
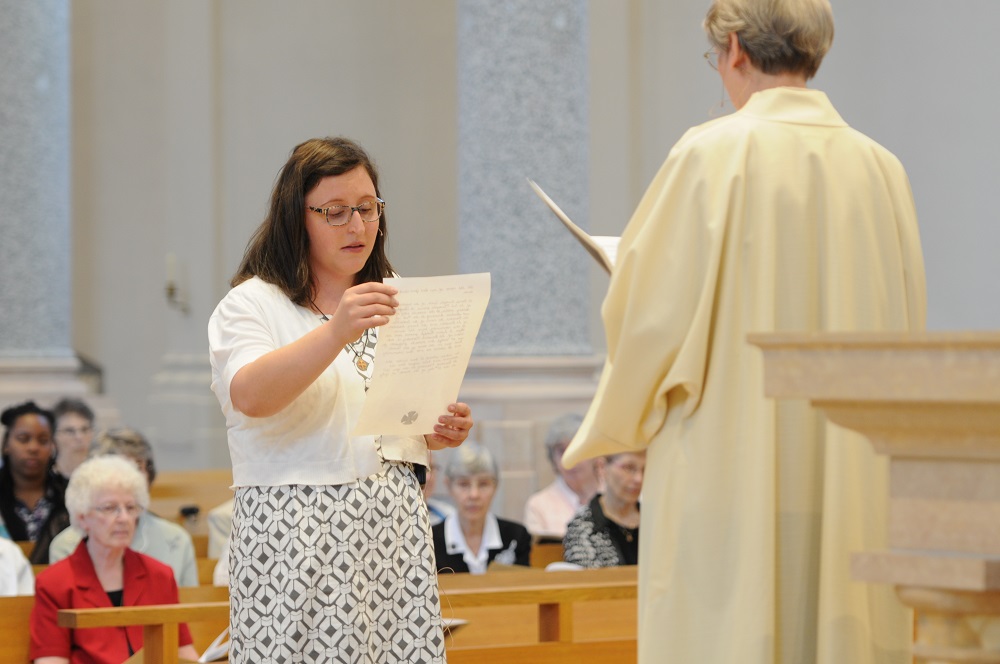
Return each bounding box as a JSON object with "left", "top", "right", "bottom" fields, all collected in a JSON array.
[
  {"left": 359, "top": 200, "right": 383, "bottom": 222},
  {"left": 326, "top": 207, "right": 350, "bottom": 226}
]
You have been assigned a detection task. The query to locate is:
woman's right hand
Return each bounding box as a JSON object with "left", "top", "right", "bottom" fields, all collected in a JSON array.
[
  {"left": 327, "top": 281, "right": 399, "bottom": 347},
  {"left": 231, "top": 282, "right": 398, "bottom": 419}
]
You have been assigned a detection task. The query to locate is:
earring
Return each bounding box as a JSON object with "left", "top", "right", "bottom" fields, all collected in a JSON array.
[{"left": 378, "top": 228, "right": 384, "bottom": 237}]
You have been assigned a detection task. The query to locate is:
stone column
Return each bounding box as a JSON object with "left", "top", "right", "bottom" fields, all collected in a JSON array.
[
  {"left": 0, "top": 0, "right": 95, "bottom": 409},
  {"left": 452, "top": 0, "right": 601, "bottom": 521},
  {"left": 145, "top": 1, "right": 229, "bottom": 471}
]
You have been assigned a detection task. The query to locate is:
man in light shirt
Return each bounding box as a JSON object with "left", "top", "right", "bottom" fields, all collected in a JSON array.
[{"left": 523, "top": 413, "right": 599, "bottom": 539}]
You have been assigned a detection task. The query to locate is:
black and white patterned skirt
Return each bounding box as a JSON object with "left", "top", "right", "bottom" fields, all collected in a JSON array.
[{"left": 228, "top": 463, "right": 446, "bottom": 663}]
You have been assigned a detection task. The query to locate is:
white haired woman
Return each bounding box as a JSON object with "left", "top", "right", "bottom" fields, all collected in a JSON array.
[
  {"left": 47, "top": 428, "right": 199, "bottom": 588},
  {"left": 432, "top": 443, "right": 531, "bottom": 574},
  {"left": 29, "top": 455, "right": 198, "bottom": 664},
  {"left": 562, "top": 0, "right": 924, "bottom": 662}
]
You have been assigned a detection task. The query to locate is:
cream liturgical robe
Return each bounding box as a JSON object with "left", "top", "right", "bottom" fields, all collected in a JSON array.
[{"left": 562, "top": 87, "right": 926, "bottom": 664}]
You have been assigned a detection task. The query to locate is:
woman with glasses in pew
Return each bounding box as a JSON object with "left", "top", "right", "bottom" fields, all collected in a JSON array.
[
  {"left": 433, "top": 443, "right": 531, "bottom": 574},
  {"left": 29, "top": 455, "right": 199, "bottom": 664},
  {"left": 48, "top": 427, "right": 198, "bottom": 588},
  {"left": 563, "top": 451, "right": 645, "bottom": 569}
]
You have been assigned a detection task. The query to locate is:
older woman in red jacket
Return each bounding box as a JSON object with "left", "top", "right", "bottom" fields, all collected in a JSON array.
[{"left": 30, "top": 455, "right": 199, "bottom": 664}]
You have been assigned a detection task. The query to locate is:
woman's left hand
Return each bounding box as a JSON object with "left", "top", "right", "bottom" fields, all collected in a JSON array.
[{"left": 425, "top": 402, "right": 473, "bottom": 450}]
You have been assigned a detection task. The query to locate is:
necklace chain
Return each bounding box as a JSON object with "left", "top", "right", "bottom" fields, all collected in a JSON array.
[
  {"left": 600, "top": 495, "right": 639, "bottom": 540},
  {"left": 309, "top": 296, "right": 375, "bottom": 391},
  {"left": 346, "top": 329, "right": 375, "bottom": 391}
]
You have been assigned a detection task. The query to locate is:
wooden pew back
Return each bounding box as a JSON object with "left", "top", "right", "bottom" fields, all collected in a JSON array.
[
  {"left": 438, "top": 566, "right": 637, "bottom": 664},
  {"left": 0, "top": 584, "right": 229, "bottom": 663},
  {"left": 4, "top": 567, "right": 636, "bottom": 664},
  {"left": 148, "top": 468, "right": 233, "bottom": 537},
  {"left": 0, "top": 595, "right": 35, "bottom": 664}
]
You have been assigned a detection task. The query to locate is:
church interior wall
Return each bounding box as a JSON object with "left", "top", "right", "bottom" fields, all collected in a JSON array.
[{"left": 56, "top": 0, "right": 1000, "bottom": 477}]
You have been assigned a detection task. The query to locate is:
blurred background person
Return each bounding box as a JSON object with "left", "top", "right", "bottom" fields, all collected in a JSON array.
[
  {"left": 206, "top": 498, "right": 233, "bottom": 560},
  {"left": 523, "top": 413, "right": 598, "bottom": 539},
  {"left": 0, "top": 536, "right": 34, "bottom": 596},
  {"left": 52, "top": 398, "right": 96, "bottom": 481},
  {"left": 0, "top": 401, "right": 69, "bottom": 563},
  {"left": 433, "top": 443, "right": 530, "bottom": 574},
  {"left": 423, "top": 452, "right": 455, "bottom": 527},
  {"left": 30, "top": 455, "right": 198, "bottom": 663},
  {"left": 563, "top": 451, "right": 645, "bottom": 568},
  {"left": 48, "top": 427, "right": 198, "bottom": 587}
]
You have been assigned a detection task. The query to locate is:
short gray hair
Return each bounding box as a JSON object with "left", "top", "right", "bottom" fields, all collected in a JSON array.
[
  {"left": 545, "top": 413, "right": 583, "bottom": 455},
  {"left": 444, "top": 442, "right": 498, "bottom": 482},
  {"left": 89, "top": 427, "right": 156, "bottom": 484},
  {"left": 704, "top": 0, "right": 834, "bottom": 79},
  {"left": 65, "top": 455, "right": 150, "bottom": 530}
]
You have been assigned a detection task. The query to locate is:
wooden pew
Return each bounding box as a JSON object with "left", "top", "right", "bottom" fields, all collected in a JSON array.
[
  {"left": 529, "top": 540, "right": 564, "bottom": 568},
  {"left": 148, "top": 468, "right": 233, "bottom": 537},
  {"left": 0, "top": 585, "right": 228, "bottom": 664},
  {"left": 15, "top": 540, "right": 33, "bottom": 558},
  {"left": 0, "top": 595, "right": 36, "bottom": 664},
  {"left": 438, "top": 566, "right": 637, "bottom": 664},
  {"left": 196, "top": 557, "right": 218, "bottom": 586},
  {"left": 23, "top": 568, "right": 636, "bottom": 664},
  {"left": 58, "top": 600, "right": 227, "bottom": 664}
]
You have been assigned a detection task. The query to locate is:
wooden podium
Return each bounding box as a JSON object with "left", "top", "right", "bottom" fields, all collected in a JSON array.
[{"left": 750, "top": 332, "right": 1000, "bottom": 663}]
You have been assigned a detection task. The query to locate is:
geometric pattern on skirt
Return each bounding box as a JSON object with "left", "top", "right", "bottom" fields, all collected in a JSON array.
[{"left": 228, "top": 463, "right": 447, "bottom": 664}]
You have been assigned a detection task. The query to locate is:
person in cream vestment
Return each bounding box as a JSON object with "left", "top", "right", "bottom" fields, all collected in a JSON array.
[{"left": 562, "top": 1, "right": 926, "bottom": 663}]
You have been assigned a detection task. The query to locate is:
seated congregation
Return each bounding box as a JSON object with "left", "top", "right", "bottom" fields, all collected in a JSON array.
[{"left": 0, "top": 401, "right": 641, "bottom": 662}]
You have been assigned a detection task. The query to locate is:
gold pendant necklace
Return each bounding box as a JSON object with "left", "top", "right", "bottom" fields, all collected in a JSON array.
[
  {"left": 309, "top": 296, "right": 373, "bottom": 379},
  {"left": 345, "top": 328, "right": 375, "bottom": 391}
]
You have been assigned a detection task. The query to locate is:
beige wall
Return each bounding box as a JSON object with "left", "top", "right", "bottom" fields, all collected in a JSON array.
[
  {"left": 70, "top": 1, "right": 460, "bottom": 457},
  {"left": 67, "top": 1, "right": 1000, "bottom": 466}
]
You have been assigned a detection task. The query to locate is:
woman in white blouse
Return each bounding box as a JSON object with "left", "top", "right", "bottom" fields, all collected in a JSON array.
[{"left": 209, "top": 137, "right": 473, "bottom": 664}]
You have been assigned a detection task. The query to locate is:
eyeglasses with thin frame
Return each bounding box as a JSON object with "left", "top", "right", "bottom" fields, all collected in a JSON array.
[
  {"left": 308, "top": 198, "right": 385, "bottom": 227},
  {"left": 92, "top": 503, "right": 144, "bottom": 518},
  {"left": 703, "top": 49, "right": 719, "bottom": 71}
]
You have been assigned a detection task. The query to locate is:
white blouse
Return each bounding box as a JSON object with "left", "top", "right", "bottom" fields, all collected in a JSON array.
[{"left": 208, "top": 276, "right": 427, "bottom": 488}]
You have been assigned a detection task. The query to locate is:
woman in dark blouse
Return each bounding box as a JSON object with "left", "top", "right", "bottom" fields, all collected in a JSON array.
[
  {"left": 432, "top": 443, "right": 531, "bottom": 574},
  {"left": 0, "top": 401, "right": 69, "bottom": 564},
  {"left": 563, "top": 451, "right": 645, "bottom": 568}
]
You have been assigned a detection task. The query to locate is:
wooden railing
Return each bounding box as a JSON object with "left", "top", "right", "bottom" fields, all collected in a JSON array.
[
  {"left": 439, "top": 566, "right": 637, "bottom": 664},
  {"left": 58, "top": 602, "right": 227, "bottom": 664},
  {"left": 0, "top": 586, "right": 227, "bottom": 664},
  {"left": 148, "top": 469, "right": 233, "bottom": 537},
  {"left": 6, "top": 567, "right": 636, "bottom": 664}
]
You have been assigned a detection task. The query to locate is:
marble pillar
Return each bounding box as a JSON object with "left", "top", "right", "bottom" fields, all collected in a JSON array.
[
  {"left": 453, "top": 0, "right": 601, "bottom": 521},
  {"left": 145, "top": 2, "right": 229, "bottom": 471},
  {"left": 0, "top": 0, "right": 98, "bottom": 412}
]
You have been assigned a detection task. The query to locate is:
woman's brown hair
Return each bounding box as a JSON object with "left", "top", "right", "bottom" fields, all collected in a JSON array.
[{"left": 231, "top": 137, "right": 394, "bottom": 304}]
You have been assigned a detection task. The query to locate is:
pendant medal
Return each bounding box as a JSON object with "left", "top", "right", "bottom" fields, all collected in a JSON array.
[{"left": 356, "top": 358, "right": 369, "bottom": 371}]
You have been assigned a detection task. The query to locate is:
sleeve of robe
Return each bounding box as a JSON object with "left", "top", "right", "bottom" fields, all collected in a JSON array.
[{"left": 563, "top": 126, "right": 730, "bottom": 467}]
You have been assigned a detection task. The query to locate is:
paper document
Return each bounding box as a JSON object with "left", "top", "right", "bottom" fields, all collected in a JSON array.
[
  {"left": 527, "top": 178, "right": 619, "bottom": 273},
  {"left": 352, "top": 273, "right": 491, "bottom": 436}
]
